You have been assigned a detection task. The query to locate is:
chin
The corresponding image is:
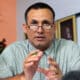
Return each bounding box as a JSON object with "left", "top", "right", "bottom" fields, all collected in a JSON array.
[{"left": 33, "top": 42, "right": 49, "bottom": 51}]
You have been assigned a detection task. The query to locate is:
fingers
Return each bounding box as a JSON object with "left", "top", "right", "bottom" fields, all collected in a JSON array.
[
  {"left": 23, "top": 50, "right": 44, "bottom": 80},
  {"left": 48, "top": 57, "right": 59, "bottom": 72},
  {"left": 48, "top": 56, "right": 58, "bottom": 68},
  {"left": 37, "top": 56, "right": 60, "bottom": 75},
  {"left": 37, "top": 66, "right": 62, "bottom": 80},
  {"left": 24, "top": 50, "right": 43, "bottom": 68},
  {"left": 46, "top": 75, "right": 60, "bottom": 80},
  {"left": 27, "top": 50, "right": 43, "bottom": 58},
  {"left": 37, "top": 67, "right": 48, "bottom": 75},
  {"left": 37, "top": 67, "right": 57, "bottom": 76},
  {"left": 48, "top": 56, "right": 62, "bottom": 79},
  {"left": 37, "top": 56, "right": 62, "bottom": 80}
]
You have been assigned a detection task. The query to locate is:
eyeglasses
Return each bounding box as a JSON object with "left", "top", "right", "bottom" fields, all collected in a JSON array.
[{"left": 28, "top": 23, "right": 53, "bottom": 31}]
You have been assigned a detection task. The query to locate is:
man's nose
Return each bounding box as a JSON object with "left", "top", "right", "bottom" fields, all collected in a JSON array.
[
  {"left": 37, "top": 24, "right": 44, "bottom": 33},
  {"left": 37, "top": 26, "right": 44, "bottom": 33},
  {"left": 36, "top": 22, "right": 44, "bottom": 32}
]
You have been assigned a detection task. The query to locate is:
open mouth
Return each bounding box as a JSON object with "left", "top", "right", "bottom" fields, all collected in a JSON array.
[{"left": 35, "top": 36, "right": 46, "bottom": 41}]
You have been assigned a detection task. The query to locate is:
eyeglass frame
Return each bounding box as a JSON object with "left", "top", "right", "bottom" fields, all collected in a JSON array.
[{"left": 27, "top": 22, "right": 54, "bottom": 31}]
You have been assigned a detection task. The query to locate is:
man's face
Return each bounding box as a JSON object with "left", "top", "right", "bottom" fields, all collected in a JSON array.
[{"left": 23, "top": 9, "right": 56, "bottom": 50}]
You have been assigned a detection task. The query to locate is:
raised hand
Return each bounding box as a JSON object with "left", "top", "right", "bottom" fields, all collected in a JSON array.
[
  {"left": 23, "top": 50, "right": 43, "bottom": 80},
  {"left": 37, "top": 56, "right": 62, "bottom": 80}
]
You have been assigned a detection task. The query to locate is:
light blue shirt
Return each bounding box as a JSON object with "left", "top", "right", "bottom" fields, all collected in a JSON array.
[{"left": 0, "top": 39, "right": 80, "bottom": 80}]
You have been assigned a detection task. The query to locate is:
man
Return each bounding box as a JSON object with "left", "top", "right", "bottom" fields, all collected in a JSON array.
[{"left": 0, "top": 2, "right": 80, "bottom": 80}]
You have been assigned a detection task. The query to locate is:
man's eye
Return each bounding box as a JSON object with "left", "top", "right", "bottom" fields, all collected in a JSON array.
[{"left": 43, "top": 23, "right": 50, "bottom": 26}]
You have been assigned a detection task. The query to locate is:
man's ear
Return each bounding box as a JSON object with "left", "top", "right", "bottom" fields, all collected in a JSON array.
[
  {"left": 22, "top": 23, "right": 28, "bottom": 33},
  {"left": 53, "top": 22, "right": 56, "bottom": 32},
  {"left": 53, "top": 22, "right": 58, "bottom": 38}
]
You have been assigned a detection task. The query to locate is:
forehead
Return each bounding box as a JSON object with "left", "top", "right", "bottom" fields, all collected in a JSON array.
[{"left": 27, "top": 9, "right": 53, "bottom": 22}]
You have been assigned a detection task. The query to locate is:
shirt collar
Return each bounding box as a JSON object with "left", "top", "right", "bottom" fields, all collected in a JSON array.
[
  {"left": 28, "top": 40, "right": 55, "bottom": 55},
  {"left": 44, "top": 40, "right": 55, "bottom": 56}
]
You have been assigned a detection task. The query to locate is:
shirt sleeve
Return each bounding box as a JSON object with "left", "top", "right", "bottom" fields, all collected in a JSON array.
[
  {"left": 0, "top": 46, "right": 15, "bottom": 78},
  {"left": 68, "top": 43, "right": 80, "bottom": 71}
]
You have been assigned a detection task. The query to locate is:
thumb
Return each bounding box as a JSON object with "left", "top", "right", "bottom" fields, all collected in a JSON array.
[{"left": 37, "top": 67, "right": 48, "bottom": 75}]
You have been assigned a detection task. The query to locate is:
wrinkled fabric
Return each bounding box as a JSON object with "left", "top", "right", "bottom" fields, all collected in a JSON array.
[{"left": 0, "top": 39, "right": 80, "bottom": 80}]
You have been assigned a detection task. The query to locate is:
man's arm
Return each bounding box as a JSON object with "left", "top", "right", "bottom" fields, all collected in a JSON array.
[{"left": 0, "top": 73, "right": 25, "bottom": 80}]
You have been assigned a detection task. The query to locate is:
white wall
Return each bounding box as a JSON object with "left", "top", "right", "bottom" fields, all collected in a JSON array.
[{"left": 16, "top": 0, "right": 80, "bottom": 45}]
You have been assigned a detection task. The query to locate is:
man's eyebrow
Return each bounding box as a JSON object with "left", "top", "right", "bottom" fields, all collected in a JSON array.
[
  {"left": 30, "top": 19, "right": 52, "bottom": 24},
  {"left": 30, "top": 19, "right": 38, "bottom": 24},
  {"left": 42, "top": 20, "right": 51, "bottom": 24}
]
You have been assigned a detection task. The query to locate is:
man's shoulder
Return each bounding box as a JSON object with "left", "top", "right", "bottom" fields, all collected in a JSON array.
[
  {"left": 54, "top": 39, "right": 79, "bottom": 48},
  {"left": 8, "top": 39, "right": 29, "bottom": 48},
  {"left": 2, "top": 40, "right": 28, "bottom": 56},
  {"left": 1, "top": 40, "right": 29, "bottom": 54},
  {"left": 54, "top": 39, "right": 80, "bottom": 58}
]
